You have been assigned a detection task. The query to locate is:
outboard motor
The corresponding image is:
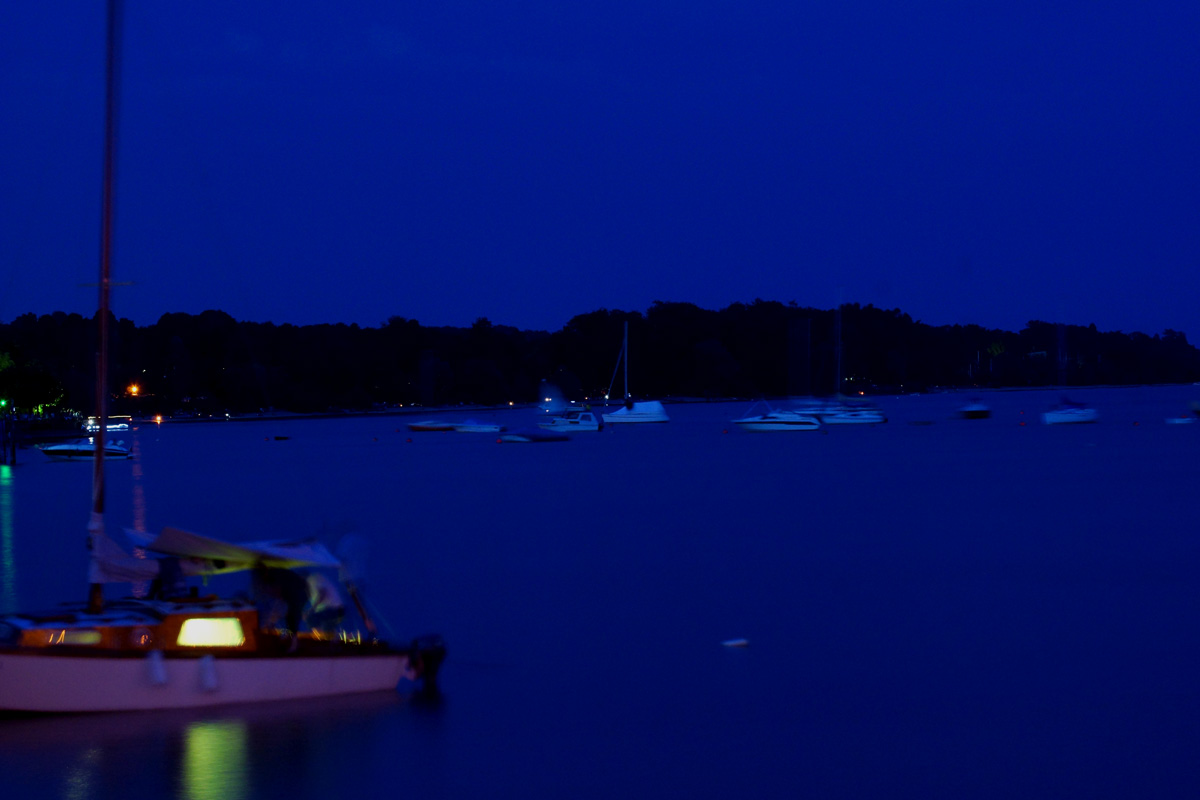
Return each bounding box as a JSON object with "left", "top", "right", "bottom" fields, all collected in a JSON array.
[{"left": 408, "top": 634, "right": 448, "bottom": 692}]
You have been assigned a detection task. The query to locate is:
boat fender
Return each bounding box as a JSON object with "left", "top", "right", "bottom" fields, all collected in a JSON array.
[
  {"left": 199, "top": 654, "right": 219, "bottom": 692},
  {"left": 147, "top": 649, "right": 168, "bottom": 686}
]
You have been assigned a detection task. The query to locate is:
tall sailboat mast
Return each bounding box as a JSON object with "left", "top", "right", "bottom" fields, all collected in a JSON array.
[{"left": 89, "top": 0, "right": 122, "bottom": 611}]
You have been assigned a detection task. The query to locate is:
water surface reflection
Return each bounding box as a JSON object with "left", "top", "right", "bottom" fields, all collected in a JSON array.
[
  {"left": 0, "top": 464, "right": 14, "bottom": 613},
  {"left": 0, "top": 692, "right": 414, "bottom": 800}
]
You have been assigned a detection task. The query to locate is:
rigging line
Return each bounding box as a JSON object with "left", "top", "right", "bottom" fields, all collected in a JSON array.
[{"left": 605, "top": 321, "right": 626, "bottom": 402}]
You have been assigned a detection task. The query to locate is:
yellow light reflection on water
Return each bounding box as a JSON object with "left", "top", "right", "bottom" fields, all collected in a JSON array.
[
  {"left": 63, "top": 747, "right": 101, "bottom": 800},
  {"left": 183, "top": 720, "right": 249, "bottom": 800},
  {"left": 0, "top": 464, "right": 14, "bottom": 613}
]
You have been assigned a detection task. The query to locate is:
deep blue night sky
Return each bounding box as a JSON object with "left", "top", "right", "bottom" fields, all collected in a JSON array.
[{"left": 2, "top": 2, "right": 1198, "bottom": 336}]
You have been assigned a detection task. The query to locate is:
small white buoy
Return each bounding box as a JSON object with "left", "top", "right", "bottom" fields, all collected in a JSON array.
[
  {"left": 146, "top": 649, "right": 167, "bottom": 686},
  {"left": 721, "top": 638, "right": 749, "bottom": 648}
]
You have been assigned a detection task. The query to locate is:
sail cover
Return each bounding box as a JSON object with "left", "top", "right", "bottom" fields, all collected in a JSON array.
[
  {"left": 90, "top": 522, "right": 342, "bottom": 585},
  {"left": 126, "top": 527, "right": 342, "bottom": 570}
]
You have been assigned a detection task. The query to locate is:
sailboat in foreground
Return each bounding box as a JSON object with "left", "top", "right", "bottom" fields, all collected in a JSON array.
[
  {"left": 0, "top": 0, "right": 444, "bottom": 713},
  {"left": 601, "top": 321, "right": 669, "bottom": 424}
]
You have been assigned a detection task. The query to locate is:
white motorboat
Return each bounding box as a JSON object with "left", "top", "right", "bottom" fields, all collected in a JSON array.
[
  {"left": 601, "top": 321, "right": 670, "bottom": 424},
  {"left": 407, "top": 419, "right": 455, "bottom": 432},
  {"left": 453, "top": 420, "right": 505, "bottom": 433},
  {"left": 1042, "top": 403, "right": 1098, "bottom": 425},
  {"left": 85, "top": 415, "right": 132, "bottom": 432},
  {"left": 42, "top": 438, "right": 132, "bottom": 460},
  {"left": 538, "top": 409, "right": 603, "bottom": 432},
  {"left": 733, "top": 407, "right": 821, "bottom": 432},
  {"left": 818, "top": 406, "right": 887, "bottom": 424},
  {"left": 958, "top": 400, "right": 991, "bottom": 419},
  {"left": 794, "top": 399, "right": 887, "bottom": 425}
]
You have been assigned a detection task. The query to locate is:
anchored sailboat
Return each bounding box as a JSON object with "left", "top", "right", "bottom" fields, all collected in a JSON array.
[
  {"left": 0, "top": 0, "right": 443, "bottom": 713},
  {"left": 601, "top": 321, "right": 669, "bottom": 424}
]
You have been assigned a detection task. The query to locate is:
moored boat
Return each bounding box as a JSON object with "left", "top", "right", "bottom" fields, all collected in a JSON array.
[
  {"left": 602, "top": 400, "right": 670, "bottom": 424},
  {"left": 601, "top": 321, "right": 670, "bottom": 424},
  {"left": 0, "top": 528, "right": 445, "bottom": 713},
  {"left": 0, "top": 1, "right": 445, "bottom": 714},
  {"left": 793, "top": 399, "right": 887, "bottom": 425},
  {"left": 500, "top": 429, "right": 569, "bottom": 443},
  {"left": 1042, "top": 399, "right": 1098, "bottom": 425},
  {"left": 407, "top": 420, "right": 456, "bottom": 432},
  {"left": 42, "top": 438, "right": 132, "bottom": 460},
  {"left": 732, "top": 403, "right": 821, "bottom": 432},
  {"left": 85, "top": 415, "right": 132, "bottom": 432},
  {"left": 538, "top": 409, "right": 603, "bottom": 432},
  {"left": 819, "top": 405, "right": 887, "bottom": 424},
  {"left": 453, "top": 420, "right": 506, "bottom": 433},
  {"left": 958, "top": 400, "right": 991, "bottom": 419}
]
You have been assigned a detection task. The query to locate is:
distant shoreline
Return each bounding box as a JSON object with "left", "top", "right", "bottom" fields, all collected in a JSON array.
[{"left": 17, "top": 382, "right": 1198, "bottom": 443}]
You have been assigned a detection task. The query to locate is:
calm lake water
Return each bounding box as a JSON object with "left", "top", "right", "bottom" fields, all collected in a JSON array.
[{"left": 2, "top": 386, "right": 1199, "bottom": 798}]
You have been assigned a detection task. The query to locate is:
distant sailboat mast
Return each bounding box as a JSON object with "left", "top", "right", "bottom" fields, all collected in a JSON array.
[
  {"left": 623, "top": 320, "right": 630, "bottom": 404},
  {"left": 606, "top": 320, "right": 631, "bottom": 406},
  {"left": 834, "top": 304, "right": 843, "bottom": 398}
]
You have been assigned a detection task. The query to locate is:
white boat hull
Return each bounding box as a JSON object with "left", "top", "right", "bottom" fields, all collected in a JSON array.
[
  {"left": 733, "top": 414, "right": 821, "bottom": 432},
  {"left": 537, "top": 421, "right": 601, "bottom": 432},
  {"left": 0, "top": 650, "right": 410, "bottom": 713},
  {"left": 601, "top": 401, "right": 669, "bottom": 424},
  {"left": 42, "top": 441, "right": 132, "bottom": 460},
  {"left": 818, "top": 410, "right": 887, "bottom": 424},
  {"left": 537, "top": 411, "right": 602, "bottom": 432},
  {"left": 1042, "top": 407, "right": 1098, "bottom": 425}
]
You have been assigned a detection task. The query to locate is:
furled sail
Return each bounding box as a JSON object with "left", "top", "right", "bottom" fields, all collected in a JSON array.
[{"left": 88, "top": 523, "right": 342, "bottom": 585}]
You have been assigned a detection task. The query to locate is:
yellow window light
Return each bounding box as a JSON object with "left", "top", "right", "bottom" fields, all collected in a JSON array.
[
  {"left": 177, "top": 618, "right": 246, "bottom": 647},
  {"left": 49, "top": 629, "right": 102, "bottom": 646}
]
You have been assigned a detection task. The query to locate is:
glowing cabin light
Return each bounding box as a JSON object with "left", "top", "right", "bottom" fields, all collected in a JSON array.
[
  {"left": 155, "top": 415, "right": 163, "bottom": 424},
  {"left": 127, "top": 383, "right": 140, "bottom": 396},
  {"left": 177, "top": 618, "right": 246, "bottom": 647},
  {"left": 49, "top": 629, "right": 102, "bottom": 646}
]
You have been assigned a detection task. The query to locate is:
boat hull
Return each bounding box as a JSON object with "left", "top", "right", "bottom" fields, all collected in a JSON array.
[
  {"left": 1042, "top": 408, "right": 1098, "bottom": 425},
  {"left": 818, "top": 411, "right": 887, "bottom": 424},
  {"left": 601, "top": 401, "right": 669, "bottom": 424},
  {"left": 42, "top": 441, "right": 133, "bottom": 460},
  {"left": 0, "top": 650, "right": 410, "bottom": 713},
  {"left": 537, "top": 411, "right": 602, "bottom": 432},
  {"left": 733, "top": 414, "right": 821, "bottom": 432},
  {"left": 407, "top": 421, "right": 455, "bottom": 432},
  {"left": 537, "top": 421, "right": 601, "bottom": 432}
]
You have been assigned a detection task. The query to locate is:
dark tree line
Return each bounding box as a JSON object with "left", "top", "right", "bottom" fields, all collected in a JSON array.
[{"left": 2, "top": 301, "right": 1198, "bottom": 417}]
